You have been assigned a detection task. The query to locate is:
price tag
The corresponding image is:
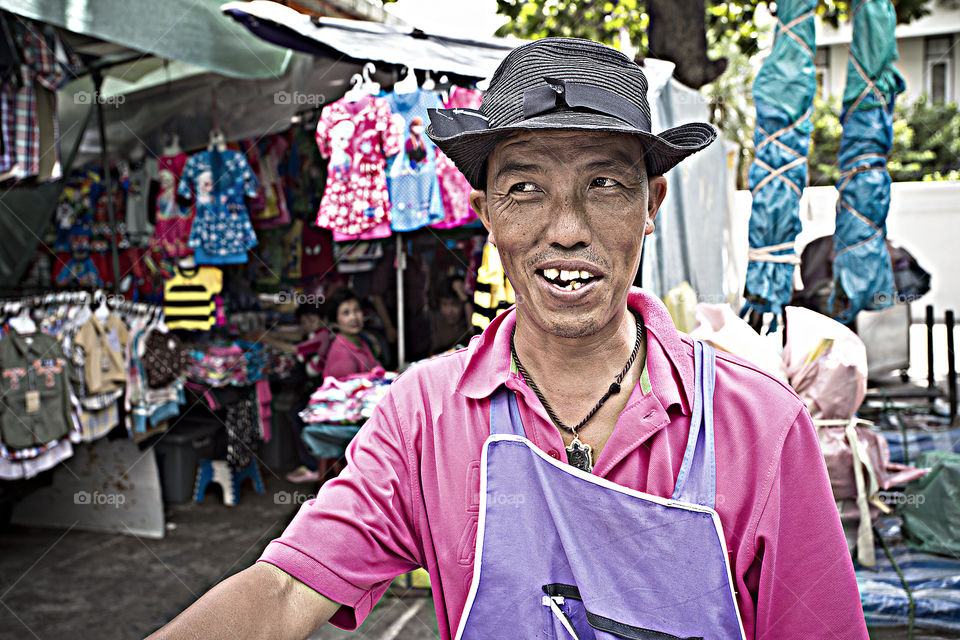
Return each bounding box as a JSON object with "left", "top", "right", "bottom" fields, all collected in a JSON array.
[{"left": 25, "top": 390, "right": 40, "bottom": 414}]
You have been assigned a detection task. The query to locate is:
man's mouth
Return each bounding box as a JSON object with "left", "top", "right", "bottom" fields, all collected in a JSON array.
[{"left": 536, "top": 268, "right": 601, "bottom": 292}]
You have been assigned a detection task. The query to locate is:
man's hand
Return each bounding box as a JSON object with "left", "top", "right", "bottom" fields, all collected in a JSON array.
[{"left": 146, "top": 562, "right": 340, "bottom": 640}]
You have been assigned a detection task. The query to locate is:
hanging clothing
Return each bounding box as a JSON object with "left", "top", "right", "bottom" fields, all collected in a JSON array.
[
  {"left": 315, "top": 95, "right": 403, "bottom": 237},
  {"left": 245, "top": 135, "right": 291, "bottom": 230},
  {"left": 225, "top": 388, "right": 260, "bottom": 469},
  {"left": 150, "top": 152, "right": 193, "bottom": 259},
  {"left": 54, "top": 253, "right": 102, "bottom": 288},
  {"left": 163, "top": 265, "right": 223, "bottom": 331},
  {"left": 126, "top": 324, "right": 184, "bottom": 436},
  {"left": 0, "top": 19, "right": 78, "bottom": 181},
  {"left": 0, "top": 329, "right": 76, "bottom": 448},
  {"left": 178, "top": 149, "right": 259, "bottom": 263},
  {"left": 432, "top": 87, "right": 483, "bottom": 229},
  {"left": 142, "top": 329, "right": 189, "bottom": 389},
  {"left": 300, "top": 224, "right": 334, "bottom": 281},
  {"left": 73, "top": 313, "right": 129, "bottom": 396},
  {"left": 383, "top": 89, "right": 445, "bottom": 231},
  {"left": 0, "top": 438, "right": 73, "bottom": 480},
  {"left": 126, "top": 157, "right": 158, "bottom": 246},
  {"left": 472, "top": 241, "right": 515, "bottom": 331}
]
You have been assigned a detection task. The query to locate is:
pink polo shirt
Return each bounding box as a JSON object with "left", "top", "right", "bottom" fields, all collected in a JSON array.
[
  {"left": 260, "top": 288, "right": 867, "bottom": 639},
  {"left": 321, "top": 334, "right": 380, "bottom": 381}
]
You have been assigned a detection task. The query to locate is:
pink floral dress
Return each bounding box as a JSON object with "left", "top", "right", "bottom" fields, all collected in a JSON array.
[
  {"left": 315, "top": 96, "right": 403, "bottom": 237},
  {"left": 432, "top": 87, "right": 484, "bottom": 229}
]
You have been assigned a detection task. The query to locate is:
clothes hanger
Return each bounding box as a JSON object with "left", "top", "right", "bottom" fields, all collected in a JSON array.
[
  {"left": 161, "top": 133, "right": 182, "bottom": 156},
  {"left": 8, "top": 303, "right": 37, "bottom": 334},
  {"left": 421, "top": 70, "right": 435, "bottom": 92},
  {"left": 343, "top": 72, "right": 367, "bottom": 103},
  {"left": 361, "top": 62, "right": 380, "bottom": 95},
  {"left": 94, "top": 290, "right": 110, "bottom": 322},
  {"left": 208, "top": 129, "right": 227, "bottom": 152},
  {"left": 394, "top": 65, "right": 419, "bottom": 95}
]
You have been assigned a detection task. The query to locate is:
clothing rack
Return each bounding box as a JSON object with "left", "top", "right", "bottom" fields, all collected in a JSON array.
[{"left": 0, "top": 289, "right": 161, "bottom": 317}]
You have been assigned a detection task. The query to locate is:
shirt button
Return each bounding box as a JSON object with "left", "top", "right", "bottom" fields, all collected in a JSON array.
[{"left": 548, "top": 450, "right": 561, "bottom": 459}]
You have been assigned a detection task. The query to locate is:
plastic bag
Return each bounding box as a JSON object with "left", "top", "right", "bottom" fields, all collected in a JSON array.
[
  {"left": 689, "top": 303, "right": 788, "bottom": 381},
  {"left": 781, "top": 305, "right": 866, "bottom": 420}
]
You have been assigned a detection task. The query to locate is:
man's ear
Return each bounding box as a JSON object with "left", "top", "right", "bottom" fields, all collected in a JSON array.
[
  {"left": 644, "top": 175, "right": 668, "bottom": 236},
  {"left": 470, "top": 189, "right": 495, "bottom": 245}
]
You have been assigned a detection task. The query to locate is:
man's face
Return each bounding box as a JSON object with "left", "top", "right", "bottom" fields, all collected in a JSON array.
[{"left": 471, "top": 130, "right": 667, "bottom": 338}]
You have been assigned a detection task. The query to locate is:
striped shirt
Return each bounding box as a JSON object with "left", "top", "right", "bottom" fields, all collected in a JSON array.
[{"left": 163, "top": 266, "right": 222, "bottom": 330}]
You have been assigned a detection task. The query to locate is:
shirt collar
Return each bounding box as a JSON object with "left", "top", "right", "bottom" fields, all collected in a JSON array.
[
  {"left": 8, "top": 328, "right": 43, "bottom": 358},
  {"left": 455, "top": 287, "right": 694, "bottom": 415}
]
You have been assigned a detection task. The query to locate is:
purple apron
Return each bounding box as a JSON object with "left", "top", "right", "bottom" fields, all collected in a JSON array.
[{"left": 455, "top": 341, "right": 745, "bottom": 639}]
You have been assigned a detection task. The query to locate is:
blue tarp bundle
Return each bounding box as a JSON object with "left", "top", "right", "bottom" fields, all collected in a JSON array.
[
  {"left": 742, "top": 0, "right": 817, "bottom": 323},
  {"left": 879, "top": 427, "right": 960, "bottom": 466},
  {"left": 829, "top": 0, "right": 905, "bottom": 324},
  {"left": 858, "top": 538, "right": 960, "bottom": 631}
]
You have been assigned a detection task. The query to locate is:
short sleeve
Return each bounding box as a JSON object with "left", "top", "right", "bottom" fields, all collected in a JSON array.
[
  {"left": 315, "top": 106, "right": 334, "bottom": 159},
  {"left": 750, "top": 407, "right": 869, "bottom": 638},
  {"left": 176, "top": 155, "right": 196, "bottom": 200},
  {"left": 378, "top": 100, "right": 404, "bottom": 158},
  {"left": 257, "top": 390, "right": 422, "bottom": 630},
  {"left": 201, "top": 267, "right": 223, "bottom": 295}
]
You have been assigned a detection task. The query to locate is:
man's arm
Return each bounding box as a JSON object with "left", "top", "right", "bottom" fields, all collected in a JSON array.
[{"left": 146, "top": 562, "right": 339, "bottom": 640}]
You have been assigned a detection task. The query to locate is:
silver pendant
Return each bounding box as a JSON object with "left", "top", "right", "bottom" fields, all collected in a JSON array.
[{"left": 565, "top": 435, "right": 593, "bottom": 473}]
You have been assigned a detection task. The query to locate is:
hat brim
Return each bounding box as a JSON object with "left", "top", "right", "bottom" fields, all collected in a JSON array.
[{"left": 427, "top": 111, "right": 717, "bottom": 189}]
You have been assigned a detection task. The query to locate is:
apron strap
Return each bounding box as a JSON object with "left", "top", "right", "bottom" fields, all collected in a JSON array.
[
  {"left": 670, "top": 341, "right": 717, "bottom": 508},
  {"left": 489, "top": 386, "right": 526, "bottom": 437}
]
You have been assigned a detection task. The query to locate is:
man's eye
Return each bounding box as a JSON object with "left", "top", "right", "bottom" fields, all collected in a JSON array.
[
  {"left": 509, "top": 182, "right": 539, "bottom": 193},
  {"left": 591, "top": 177, "right": 619, "bottom": 188}
]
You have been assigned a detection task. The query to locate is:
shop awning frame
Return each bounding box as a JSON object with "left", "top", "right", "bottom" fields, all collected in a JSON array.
[{"left": 221, "top": 0, "right": 518, "bottom": 79}]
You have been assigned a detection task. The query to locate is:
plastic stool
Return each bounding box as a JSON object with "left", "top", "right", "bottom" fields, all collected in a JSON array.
[{"left": 194, "top": 459, "right": 264, "bottom": 506}]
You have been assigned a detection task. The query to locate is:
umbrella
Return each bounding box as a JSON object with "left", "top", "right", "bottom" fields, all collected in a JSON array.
[
  {"left": 828, "top": 0, "right": 905, "bottom": 325},
  {"left": 742, "top": 0, "right": 818, "bottom": 329}
]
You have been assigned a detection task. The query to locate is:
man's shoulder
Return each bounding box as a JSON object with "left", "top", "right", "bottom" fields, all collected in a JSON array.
[
  {"left": 680, "top": 334, "right": 806, "bottom": 427},
  {"left": 390, "top": 348, "right": 472, "bottom": 397}
]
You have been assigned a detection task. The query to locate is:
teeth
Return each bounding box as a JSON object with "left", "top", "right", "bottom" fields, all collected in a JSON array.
[
  {"left": 559, "top": 269, "right": 577, "bottom": 282},
  {"left": 572, "top": 281, "right": 582, "bottom": 290},
  {"left": 543, "top": 268, "right": 560, "bottom": 280},
  {"left": 579, "top": 270, "right": 592, "bottom": 280}
]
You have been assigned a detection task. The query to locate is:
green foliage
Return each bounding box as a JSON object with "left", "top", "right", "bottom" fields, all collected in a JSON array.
[
  {"left": 808, "top": 95, "right": 960, "bottom": 185},
  {"left": 492, "top": 0, "right": 938, "bottom": 61},
  {"left": 702, "top": 19, "right": 770, "bottom": 187},
  {"left": 494, "top": 0, "right": 648, "bottom": 50}
]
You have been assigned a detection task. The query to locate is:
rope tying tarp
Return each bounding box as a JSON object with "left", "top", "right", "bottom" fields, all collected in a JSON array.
[
  {"left": 742, "top": 0, "right": 817, "bottom": 323},
  {"left": 828, "top": 0, "right": 905, "bottom": 324}
]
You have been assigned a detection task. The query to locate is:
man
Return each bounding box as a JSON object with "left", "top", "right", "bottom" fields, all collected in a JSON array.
[{"left": 149, "top": 38, "right": 867, "bottom": 639}]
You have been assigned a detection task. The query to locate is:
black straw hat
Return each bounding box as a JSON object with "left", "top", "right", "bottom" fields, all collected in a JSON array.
[{"left": 426, "top": 37, "right": 717, "bottom": 189}]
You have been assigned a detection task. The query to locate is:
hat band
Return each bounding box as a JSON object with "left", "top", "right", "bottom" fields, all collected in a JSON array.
[{"left": 522, "top": 78, "right": 651, "bottom": 132}]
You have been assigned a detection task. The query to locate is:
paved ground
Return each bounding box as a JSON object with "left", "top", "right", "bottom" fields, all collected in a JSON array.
[{"left": 0, "top": 472, "right": 438, "bottom": 640}]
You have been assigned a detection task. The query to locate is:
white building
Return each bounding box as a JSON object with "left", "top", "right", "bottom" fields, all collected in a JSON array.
[{"left": 816, "top": 1, "right": 960, "bottom": 104}]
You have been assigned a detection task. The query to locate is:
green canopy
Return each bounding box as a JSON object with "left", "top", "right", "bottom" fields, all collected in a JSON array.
[{"left": 0, "top": 0, "right": 292, "bottom": 79}]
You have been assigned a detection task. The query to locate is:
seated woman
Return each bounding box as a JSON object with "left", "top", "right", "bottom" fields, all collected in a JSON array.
[
  {"left": 322, "top": 287, "right": 381, "bottom": 380},
  {"left": 430, "top": 276, "right": 474, "bottom": 355}
]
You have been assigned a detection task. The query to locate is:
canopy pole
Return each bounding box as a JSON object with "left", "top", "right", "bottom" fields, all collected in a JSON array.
[
  {"left": 92, "top": 69, "right": 121, "bottom": 295},
  {"left": 396, "top": 233, "right": 406, "bottom": 369}
]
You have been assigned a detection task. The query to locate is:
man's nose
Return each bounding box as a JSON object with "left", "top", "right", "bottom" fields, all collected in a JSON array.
[{"left": 545, "top": 188, "right": 591, "bottom": 249}]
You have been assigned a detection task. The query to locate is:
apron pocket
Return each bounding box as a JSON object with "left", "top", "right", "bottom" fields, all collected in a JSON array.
[{"left": 542, "top": 584, "right": 704, "bottom": 640}]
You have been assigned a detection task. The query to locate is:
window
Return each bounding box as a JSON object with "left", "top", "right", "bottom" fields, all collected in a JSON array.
[{"left": 925, "top": 36, "right": 953, "bottom": 103}]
